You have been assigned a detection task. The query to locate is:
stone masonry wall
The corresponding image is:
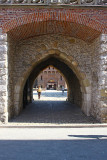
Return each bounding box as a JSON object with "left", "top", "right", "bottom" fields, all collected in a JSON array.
[
  {"left": 0, "top": 32, "right": 106, "bottom": 123},
  {"left": 7, "top": 34, "right": 93, "bottom": 119},
  {"left": 0, "top": 29, "right": 8, "bottom": 123},
  {"left": 7, "top": 37, "right": 16, "bottom": 119},
  {"left": 91, "top": 34, "right": 107, "bottom": 122},
  {"left": 100, "top": 34, "right": 107, "bottom": 122},
  {"left": 1, "top": 33, "right": 106, "bottom": 122}
]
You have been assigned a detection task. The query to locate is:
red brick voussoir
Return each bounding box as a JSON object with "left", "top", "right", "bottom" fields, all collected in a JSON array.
[{"left": 1, "top": 8, "right": 107, "bottom": 42}]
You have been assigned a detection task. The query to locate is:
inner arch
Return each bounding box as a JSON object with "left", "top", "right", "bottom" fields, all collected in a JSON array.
[{"left": 23, "top": 56, "right": 82, "bottom": 109}]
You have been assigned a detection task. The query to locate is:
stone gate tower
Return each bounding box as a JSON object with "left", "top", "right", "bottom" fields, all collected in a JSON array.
[{"left": 0, "top": 0, "right": 107, "bottom": 123}]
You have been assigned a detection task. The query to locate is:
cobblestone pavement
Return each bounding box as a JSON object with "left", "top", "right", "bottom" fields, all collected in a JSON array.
[{"left": 9, "top": 90, "right": 98, "bottom": 124}]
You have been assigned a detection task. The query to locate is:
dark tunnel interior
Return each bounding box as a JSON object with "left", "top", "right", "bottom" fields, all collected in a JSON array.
[{"left": 23, "top": 56, "right": 82, "bottom": 108}]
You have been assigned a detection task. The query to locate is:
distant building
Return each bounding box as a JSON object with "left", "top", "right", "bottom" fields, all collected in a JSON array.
[{"left": 34, "top": 66, "right": 67, "bottom": 90}]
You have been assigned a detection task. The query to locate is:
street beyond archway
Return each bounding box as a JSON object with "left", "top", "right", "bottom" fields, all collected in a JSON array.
[
  {"left": 9, "top": 90, "right": 98, "bottom": 124},
  {"left": 33, "top": 90, "right": 67, "bottom": 101}
]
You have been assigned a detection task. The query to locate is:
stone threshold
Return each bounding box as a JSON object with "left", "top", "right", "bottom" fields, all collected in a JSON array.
[{"left": 0, "top": 123, "right": 107, "bottom": 128}]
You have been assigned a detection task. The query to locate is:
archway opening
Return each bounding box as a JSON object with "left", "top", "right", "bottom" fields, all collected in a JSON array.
[
  {"left": 10, "top": 54, "right": 98, "bottom": 124},
  {"left": 33, "top": 65, "right": 68, "bottom": 101},
  {"left": 23, "top": 56, "right": 82, "bottom": 108},
  {"left": 19, "top": 56, "right": 87, "bottom": 124},
  {"left": 33, "top": 65, "right": 67, "bottom": 90}
]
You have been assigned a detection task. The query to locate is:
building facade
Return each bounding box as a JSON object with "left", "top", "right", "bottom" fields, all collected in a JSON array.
[{"left": 35, "top": 66, "right": 67, "bottom": 90}]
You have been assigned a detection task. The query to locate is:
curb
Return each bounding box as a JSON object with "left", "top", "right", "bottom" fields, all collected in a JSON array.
[{"left": 0, "top": 124, "right": 107, "bottom": 128}]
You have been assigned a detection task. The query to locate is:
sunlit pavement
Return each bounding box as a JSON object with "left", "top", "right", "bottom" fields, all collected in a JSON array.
[
  {"left": 33, "top": 90, "right": 67, "bottom": 101},
  {"left": 0, "top": 127, "right": 107, "bottom": 140}
]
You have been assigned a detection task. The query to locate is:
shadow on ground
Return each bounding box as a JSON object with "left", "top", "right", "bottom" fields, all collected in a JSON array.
[
  {"left": 0, "top": 139, "right": 107, "bottom": 160},
  {"left": 68, "top": 135, "right": 107, "bottom": 139},
  {"left": 9, "top": 101, "right": 98, "bottom": 124}
]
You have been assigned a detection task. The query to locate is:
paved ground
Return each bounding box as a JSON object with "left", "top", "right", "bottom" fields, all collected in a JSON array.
[
  {"left": 33, "top": 90, "right": 67, "bottom": 101},
  {"left": 9, "top": 90, "right": 98, "bottom": 124},
  {"left": 0, "top": 127, "right": 107, "bottom": 160}
]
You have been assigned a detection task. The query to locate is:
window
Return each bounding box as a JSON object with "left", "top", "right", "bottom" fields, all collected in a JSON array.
[
  {"left": 60, "top": 76, "right": 62, "bottom": 80},
  {"left": 44, "top": 71, "right": 47, "bottom": 74},
  {"left": 41, "top": 76, "right": 42, "bottom": 80}
]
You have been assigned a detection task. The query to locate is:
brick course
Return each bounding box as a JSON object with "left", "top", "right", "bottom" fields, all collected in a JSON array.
[{"left": 0, "top": 8, "right": 107, "bottom": 42}]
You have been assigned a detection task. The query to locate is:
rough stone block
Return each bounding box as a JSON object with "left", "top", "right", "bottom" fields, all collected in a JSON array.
[
  {"left": 72, "top": 61, "right": 78, "bottom": 67},
  {"left": 48, "top": 49, "right": 55, "bottom": 54},
  {"left": 0, "top": 45, "right": 7, "bottom": 52},
  {"left": 0, "top": 102, "right": 6, "bottom": 113},
  {"left": 100, "top": 89, "right": 107, "bottom": 97},
  {"left": 83, "top": 79, "right": 90, "bottom": 87},
  {"left": 0, "top": 96, "right": 7, "bottom": 102},
  {"left": 0, "top": 112, "right": 8, "bottom": 123},
  {"left": 40, "top": 44, "right": 47, "bottom": 50},
  {"left": 82, "top": 101, "right": 91, "bottom": 116},
  {"left": 80, "top": 72, "right": 86, "bottom": 79},
  {"left": 0, "top": 61, "right": 7, "bottom": 68},
  {"left": 100, "top": 34, "right": 107, "bottom": 42},
  {"left": 0, "top": 35, "right": 7, "bottom": 42},
  {"left": 0, "top": 85, "right": 7, "bottom": 91},
  {"left": 85, "top": 86, "right": 91, "bottom": 94},
  {"left": 69, "top": 39, "right": 76, "bottom": 44},
  {"left": 0, "top": 80, "right": 6, "bottom": 85},
  {"left": 52, "top": 41, "right": 58, "bottom": 48}
]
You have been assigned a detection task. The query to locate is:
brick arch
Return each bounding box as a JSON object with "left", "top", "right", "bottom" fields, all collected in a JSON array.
[{"left": 2, "top": 10, "right": 106, "bottom": 42}]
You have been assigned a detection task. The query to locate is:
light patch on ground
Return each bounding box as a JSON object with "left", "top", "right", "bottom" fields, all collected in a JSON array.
[{"left": 33, "top": 90, "right": 67, "bottom": 101}]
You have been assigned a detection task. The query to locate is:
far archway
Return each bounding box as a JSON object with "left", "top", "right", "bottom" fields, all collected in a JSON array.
[
  {"left": 33, "top": 65, "right": 67, "bottom": 91},
  {"left": 23, "top": 56, "right": 82, "bottom": 109},
  {"left": 33, "top": 65, "right": 68, "bottom": 101}
]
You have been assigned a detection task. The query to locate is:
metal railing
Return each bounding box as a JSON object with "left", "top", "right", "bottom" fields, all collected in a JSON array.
[{"left": 0, "top": 0, "right": 107, "bottom": 5}]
